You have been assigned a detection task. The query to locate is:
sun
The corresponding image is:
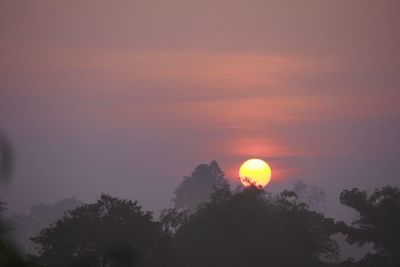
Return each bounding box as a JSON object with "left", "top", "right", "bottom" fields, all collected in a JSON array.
[{"left": 239, "top": 159, "right": 272, "bottom": 187}]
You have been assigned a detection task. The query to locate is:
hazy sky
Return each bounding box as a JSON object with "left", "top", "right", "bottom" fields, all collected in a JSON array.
[{"left": 1, "top": 0, "right": 399, "bottom": 219}]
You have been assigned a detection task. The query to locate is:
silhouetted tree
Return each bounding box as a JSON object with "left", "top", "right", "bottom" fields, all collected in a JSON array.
[
  {"left": 160, "top": 208, "right": 189, "bottom": 235},
  {"left": 339, "top": 186, "right": 400, "bottom": 267},
  {"left": 0, "top": 200, "right": 34, "bottom": 267},
  {"left": 173, "top": 186, "right": 339, "bottom": 267},
  {"left": 31, "top": 194, "right": 173, "bottom": 267},
  {"left": 11, "top": 197, "right": 83, "bottom": 254},
  {"left": 0, "top": 135, "right": 33, "bottom": 266},
  {"left": 173, "top": 161, "right": 229, "bottom": 211}
]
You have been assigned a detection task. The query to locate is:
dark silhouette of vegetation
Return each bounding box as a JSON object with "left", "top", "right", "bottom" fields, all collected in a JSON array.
[
  {"left": 24, "top": 184, "right": 400, "bottom": 267},
  {"left": 338, "top": 186, "right": 400, "bottom": 267},
  {"left": 0, "top": 134, "right": 33, "bottom": 266},
  {"left": 11, "top": 197, "right": 83, "bottom": 254},
  {"left": 31, "top": 194, "right": 173, "bottom": 267},
  {"left": 2, "top": 148, "right": 399, "bottom": 267},
  {"left": 173, "top": 161, "right": 229, "bottom": 211},
  {"left": 172, "top": 186, "right": 339, "bottom": 267},
  {"left": 160, "top": 208, "right": 189, "bottom": 235},
  {"left": 0, "top": 200, "right": 34, "bottom": 267}
]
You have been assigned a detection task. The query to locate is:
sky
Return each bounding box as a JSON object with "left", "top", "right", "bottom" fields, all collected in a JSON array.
[{"left": 0, "top": 0, "right": 399, "bottom": 220}]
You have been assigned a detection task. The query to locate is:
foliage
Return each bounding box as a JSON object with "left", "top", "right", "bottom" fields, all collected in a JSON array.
[
  {"left": 173, "top": 161, "right": 230, "bottom": 211},
  {"left": 339, "top": 186, "right": 400, "bottom": 267},
  {"left": 0, "top": 137, "right": 33, "bottom": 267},
  {"left": 11, "top": 197, "right": 83, "bottom": 254},
  {"left": 159, "top": 208, "right": 189, "bottom": 235},
  {"left": 0, "top": 199, "right": 34, "bottom": 267},
  {"left": 31, "top": 194, "right": 173, "bottom": 267},
  {"left": 173, "top": 186, "right": 339, "bottom": 267}
]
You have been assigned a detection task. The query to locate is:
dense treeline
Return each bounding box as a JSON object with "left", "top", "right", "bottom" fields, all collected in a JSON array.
[
  {"left": 33, "top": 188, "right": 339, "bottom": 267},
  {"left": 1, "top": 161, "right": 399, "bottom": 267}
]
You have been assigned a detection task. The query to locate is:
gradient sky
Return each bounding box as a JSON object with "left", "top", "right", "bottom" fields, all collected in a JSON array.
[{"left": 1, "top": 0, "right": 399, "bottom": 220}]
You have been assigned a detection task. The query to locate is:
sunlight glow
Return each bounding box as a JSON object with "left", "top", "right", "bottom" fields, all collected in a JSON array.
[{"left": 239, "top": 159, "right": 272, "bottom": 187}]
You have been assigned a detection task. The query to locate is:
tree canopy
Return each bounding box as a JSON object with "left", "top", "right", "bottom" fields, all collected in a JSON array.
[
  {"left": 173, "top": 161, "right": 229, "bottom": 211},
  {"left": 32, "top": 194, "right": 173, "bottom": 267},
  {"left": 173, "top": 186, "right": 339, "bottom": 267},
  {"left": 11, "top": 197, "right": 83, "bottom": 254},
  {"left": 339, "top": 186, "right": 400, "bottom": 267},
  {"left": 0, "top": 199, "right": 33, "bottom": 267}
]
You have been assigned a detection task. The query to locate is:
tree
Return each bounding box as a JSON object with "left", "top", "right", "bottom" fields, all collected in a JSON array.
[
  {"left": 0, "top": 134, "right": 32, "bottom": 266},
  {"left": 173, "top": 161, "right": 229, "bottom": 211},
  {"left": 32, "top": 194, "right": 173, "bottom": 267},
  {"left": 159, "top": 208, "right": 189, "bottom": 235},
  {"left": 173, "top": 186, "right": 339, "bottom": 267},
  {"left": 0, "top": 200, "right": 34, "bottom": 267},
  {"left": 11, "top": 197, "right": 83, "bottom": 254},
  {"left": 339, "top": 186, "right": 400, "bottom": 267}
]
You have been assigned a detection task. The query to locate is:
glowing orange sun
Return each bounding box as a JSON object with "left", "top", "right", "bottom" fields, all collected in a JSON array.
[{"left": 239, "top": 159, "right": 272, "bottom": 187}]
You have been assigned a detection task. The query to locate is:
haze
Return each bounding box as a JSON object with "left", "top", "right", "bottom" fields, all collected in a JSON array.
[{"left": 0, "top": 0, "right": 399, "bottom": 221}]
